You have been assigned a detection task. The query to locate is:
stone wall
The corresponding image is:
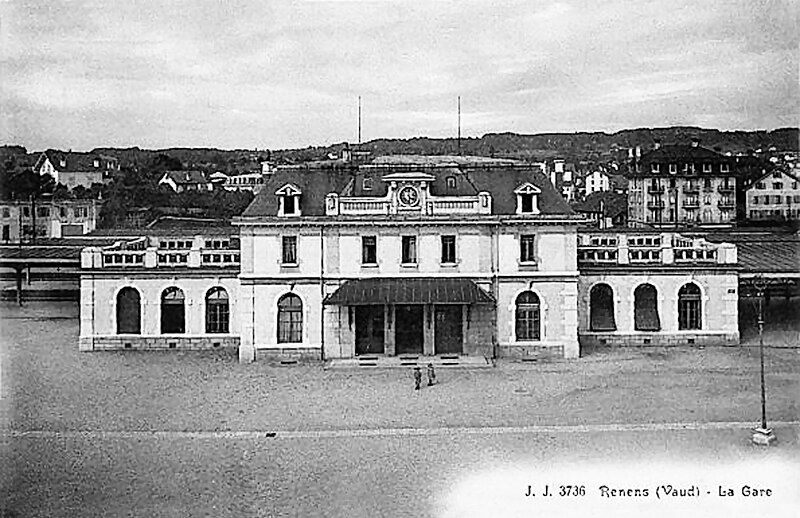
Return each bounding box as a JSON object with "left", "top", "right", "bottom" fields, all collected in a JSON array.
[
  {"left": 83, "top": 335, "right": 240, "bottom": 351},
  {"left": 497, "top": 344, "right": 565, "bottom": 360},
  {"left": 255, "top": 347, "right": 321, "bottom": 363},
  {"left": 579, "top": 332, "right": 739, "bottom": 348}
]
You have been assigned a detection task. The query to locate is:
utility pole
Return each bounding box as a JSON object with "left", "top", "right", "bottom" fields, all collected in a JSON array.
[
  {"left": 457, "top": 96, "right": 462, "bottom": 156},
  {"left": 752, "top": 274, "right": 776, "bottom": 445}
]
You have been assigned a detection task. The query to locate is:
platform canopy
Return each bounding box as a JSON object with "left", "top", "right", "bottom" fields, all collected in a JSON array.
[{"left": 323, "top": 278, "right": 495, "bottom": 305}]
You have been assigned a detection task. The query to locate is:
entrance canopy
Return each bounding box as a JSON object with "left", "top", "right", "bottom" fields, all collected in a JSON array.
[{"left": 323, "top": 278, "right": 495, "bottom": 305}]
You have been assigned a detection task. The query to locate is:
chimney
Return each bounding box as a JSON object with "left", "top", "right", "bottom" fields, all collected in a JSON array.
[
  {"left": 691, "top": 138, "right": 700, "bottom": 148},
  {"left": 342, "top": 142, "right": 352, "bottom": 163},
  {"left": 653, "top": 139, "right": 661, "bottom": 150}
]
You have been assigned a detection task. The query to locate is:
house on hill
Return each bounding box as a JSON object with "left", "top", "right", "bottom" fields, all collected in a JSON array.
[
  {"left": 744, "top": 166, "right": 800, "bottom": 222},
  {"left": 158, "top": 170, "right": 212, "bottom": 193},
  {"left": 34, "top": 150, "right": 119, "bottom": 188}
]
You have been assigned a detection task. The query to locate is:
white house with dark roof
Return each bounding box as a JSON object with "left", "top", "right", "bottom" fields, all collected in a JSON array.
[
  {"left": 158, "top": 170, "right": 213, "bottom": 193},
  {"left": 34, "top": 150, "right": 119, "bottom": 188},
  {"left": 744, "top": 166, "right": 800, "bottom": 222}
]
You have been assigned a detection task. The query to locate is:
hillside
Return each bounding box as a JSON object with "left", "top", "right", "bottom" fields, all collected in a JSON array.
[{"left": 6, "top": 127, "right": 798, "bottom": 172}]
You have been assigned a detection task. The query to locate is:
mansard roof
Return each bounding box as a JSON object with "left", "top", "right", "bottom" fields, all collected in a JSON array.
[
  {"left": 241, "top": 165, "right": 573, "bottom": 218},
  {"left": 639, "top": 144, "right": 726, "bottom": 164}
]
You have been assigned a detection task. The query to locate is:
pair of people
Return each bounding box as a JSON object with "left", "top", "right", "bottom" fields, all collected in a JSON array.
[{"left": 413, "top": 363, "right": 436, "bottom": 390}]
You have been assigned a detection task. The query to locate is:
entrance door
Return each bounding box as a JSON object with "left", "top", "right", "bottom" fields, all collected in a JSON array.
[
  {"left": 435, "top": 305, "right": 463, "bottom": 354},
  {"left": 355, "top": 305, "right": 385, "bottom": 355},
  {"left": 395, "top": 305, "right": 423, "bottom": 355}
]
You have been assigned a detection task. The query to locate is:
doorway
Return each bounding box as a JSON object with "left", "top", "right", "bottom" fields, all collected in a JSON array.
[
  {"left": 355, "top": 305, "right": 385, "bottom": 355},
  {"left": 434, "top": 305, "right": 463, "bottom": 354},
  {"left": 395, "top": 305, "right": 423, "bottom": 355}
]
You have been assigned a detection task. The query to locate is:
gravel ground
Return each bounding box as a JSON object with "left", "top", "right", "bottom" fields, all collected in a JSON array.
[
  {"left": 1, "top": 302, "right": 798, "bottom": 433},
  {"left": 2, "top": 428, "right": 798, "bottom": 517}
]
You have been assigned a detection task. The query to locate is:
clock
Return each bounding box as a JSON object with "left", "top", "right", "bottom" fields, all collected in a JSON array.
[{"left": 398, "top": 186, "right": 420, "bottom": 207}]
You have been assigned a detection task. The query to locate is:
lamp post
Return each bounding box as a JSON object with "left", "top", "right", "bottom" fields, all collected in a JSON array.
[{"left": 752, "top": 274, "right": 776, "bottom": 445}]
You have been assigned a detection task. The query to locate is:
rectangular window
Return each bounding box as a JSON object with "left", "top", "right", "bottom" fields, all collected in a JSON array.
[
  {"left": 651, "top": 164, "right": 660, "bottom": 174},
  {"left": 401, "top": 236, "right": 417, "bottom": 264},
  {"left": 282, "top": 236, "right": 297, "bottom": 264},
  {"left": 361, "top": 236, "right": 377, "bottom": 264},
  {"left": 23, "top": 207, "right": 30, "bottom": 217},
  {"left": 669, "top": 163, "right": 677, "bottom": 174},
  {"left": 60, "top": 207, "right": 67, "bottom": 218},
  {"left": 283, "top": 196, "right": 297, "bottom": 215},
  {"left": 520, "top": 193, "right": 534, "bottom": 213},
  {"left": 721, "top": 164, "right": 730, "bottom": 173},
  {"left": 520, "top": 235, "right": 536, "bottom": 263},
  {"left": 793, "top": 182, "right": 798, "bottom": 190},
  {"left": 2, "top": 225, "right": 9, "bottom": 241},
  {"left": 756, "top": 182, "right": 765, "bottom": 189},
  {"left": 1, "top": 208, "right": 9, "bottom": 218},
  {"left": 74, "top": 207, "right": 88, "bottom": 218},
  {"left": 753, "top": 196, "right": 758, "bottom": 204},
  {"left": 704, "top": 178, "right": 712, "bottom": 189},
  {"left": 702, "top": 163, "right": 712, "bottom": 173},
  {"left": 441, "top": 235, "right": 456, "bottom": 264},
  {"left": 772, "top": 171, "right": 782, "bottom": 178},
  {"left": 37, "top": 207, "right": 49, "bottom": 218},
  {"left": 773, "top": 182, "right": 783, "bottom": 189}
]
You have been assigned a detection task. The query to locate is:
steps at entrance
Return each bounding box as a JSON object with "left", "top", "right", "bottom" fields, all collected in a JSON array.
[{"left": 327, "top": 355, "right": 493, "bottom": 369}]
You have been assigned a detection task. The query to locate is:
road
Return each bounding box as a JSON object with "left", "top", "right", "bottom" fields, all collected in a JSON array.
[{"left": 2, "top": 424, "right": 799, "bottom": 517}]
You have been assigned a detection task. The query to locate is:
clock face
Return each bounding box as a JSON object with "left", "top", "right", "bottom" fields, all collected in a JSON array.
[{"left": 398, "top": 186, "right": 419, "bottom": 207}]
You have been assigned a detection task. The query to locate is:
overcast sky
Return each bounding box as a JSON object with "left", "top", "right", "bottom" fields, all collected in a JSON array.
[{"left": 1, "top": 0, "right": 797, "bottom": 151}]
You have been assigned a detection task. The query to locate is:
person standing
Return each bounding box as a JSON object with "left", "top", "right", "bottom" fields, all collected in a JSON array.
[
  {"left": 413, "top": 366, "right": 422, "bottom": 391},
  {"left": 427, "top": 363, "right": 436, "bottom": 386}
]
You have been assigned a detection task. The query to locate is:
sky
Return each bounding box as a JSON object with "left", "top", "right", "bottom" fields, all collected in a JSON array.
[{"left": 0, "top": 0, "right": 797, "bottom": 151}]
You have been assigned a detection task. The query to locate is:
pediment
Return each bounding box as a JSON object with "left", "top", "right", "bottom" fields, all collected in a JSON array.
[
  {"left": 275, "top": 183, "right": 302, "bottom": 196},
  {"left": 514, "top": 182, "right": 541, "bottom": 195}
]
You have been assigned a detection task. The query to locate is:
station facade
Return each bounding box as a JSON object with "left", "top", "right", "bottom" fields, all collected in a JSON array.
[{"left": 78, "top": 163, "right": 740, "bottom": 362}]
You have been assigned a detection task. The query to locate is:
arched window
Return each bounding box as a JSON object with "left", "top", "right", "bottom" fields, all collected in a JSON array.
[
  {"left": 161, "top": 287, "right": 185, "bottom": 334},
  {"left": 116, "top": 287, "right": 141, "bottom": 334},
  {"left": 206, "top": 287, "right": 229, "bottom": 334},
  {"left": 634, "top": 284, "right": 660, "bottom": 331},
  {"left": 277, "top": 293, "right": 303, "bottom": 343},
  {"left": 515, "top": 291, "right": 541, "bottom": 341},
  {"left": 678, "top": 283, "right": 702, "bottom": 330},
  {"left": 590, "top": 283, "right": 616, "bottom": 331}
]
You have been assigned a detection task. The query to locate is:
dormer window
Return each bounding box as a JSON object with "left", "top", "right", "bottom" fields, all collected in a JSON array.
[
  {"left": 651, "top": 164, "right": 660, "bottom": 174},
  {"left": 702, "top": 163, "right": 712, "bottom": 173},
  {"left": 721, "top": 163, "right": 730, "bottom": 173},
  {"left": 275, "top": 183, "right": 302, "bottom": 217},
  {"left": 446, "top": 176, "right": 456, "bottom": 189},
  {"left": 93, "top": 159, "right": 99, "bottom": 168},
  {"left": 362, "top": 178, "right": 373, "bottom": 191},
  {"left": 514, "top": 183, "right": 541, "bottom": 215},
  {"left": 669, "top": 164, "right": 677, "bottom": 174}
]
